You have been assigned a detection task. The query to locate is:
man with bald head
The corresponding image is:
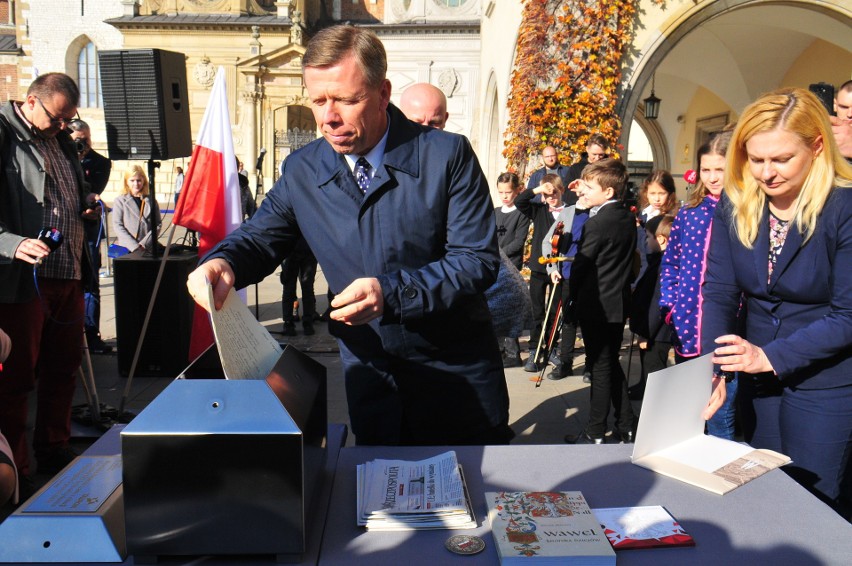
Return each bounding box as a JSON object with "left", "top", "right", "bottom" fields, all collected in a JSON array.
[
  {"left": 527, "top": 145, "right": 574, "bottom": 205},
  {"left": 399, "top": 82, "right": 449, "bottom": 129}
]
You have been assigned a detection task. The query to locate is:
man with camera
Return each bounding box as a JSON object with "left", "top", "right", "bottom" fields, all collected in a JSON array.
[
  {"left": 0, "top": 72, "right": 98, "bottom": 498},
  {"left": 68, "top": 119, "right": 112, "bottom": 354}
]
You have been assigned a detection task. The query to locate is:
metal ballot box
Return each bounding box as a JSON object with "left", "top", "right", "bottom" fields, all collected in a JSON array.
[{"left": 121, "top": 345, "right": 327, "bottom": 562}]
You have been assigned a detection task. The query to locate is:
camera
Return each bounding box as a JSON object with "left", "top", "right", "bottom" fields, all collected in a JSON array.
[
  {"left": 809, "top": 82, "right": 835, "bottom": 117},
  {"left": 74, "top": 139, "right": 87, "bottom": 154},
  {"left": 37, "top": 227, "right": 64, "bottom": 252}
]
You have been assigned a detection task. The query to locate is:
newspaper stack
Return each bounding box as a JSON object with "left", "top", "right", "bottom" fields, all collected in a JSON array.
[{"left": 356, "top": 450, "right": 477, "bottom": 531}]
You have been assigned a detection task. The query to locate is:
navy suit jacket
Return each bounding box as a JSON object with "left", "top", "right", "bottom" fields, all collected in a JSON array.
[
  {"left": 205, "top": 103, "right": 509, "bottom": 434},
  {"left": 701, "top": 190, "right": 852, "bottom": 389},
  {"left": 569, "top": 202, "right": 637, "bottom": 324}
]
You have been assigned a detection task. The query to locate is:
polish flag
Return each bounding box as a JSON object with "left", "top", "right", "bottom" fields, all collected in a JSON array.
[{"left": 173, "top": 67, "right": 242, "bottom": 359}]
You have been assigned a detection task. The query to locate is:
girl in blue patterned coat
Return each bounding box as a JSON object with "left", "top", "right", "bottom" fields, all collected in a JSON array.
[{"left": 659, "top": 130, "right": 737, "bottom": 439}]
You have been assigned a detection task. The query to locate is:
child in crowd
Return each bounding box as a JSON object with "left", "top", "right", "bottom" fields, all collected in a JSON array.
[
  {"left": 494, "top": 172, "right": 532, "bottom": 367},
  {"left": 542, "top": 180, "right": 590, "bottom": 381},
  {"left": 628, "top": 215, "right": 674, "bottom": 399},
  {"left": 564, "top": 158, "right": 636, "bottom": 445},
  {"left": 659, "top": 130, "right": 737, "bottom": 439},
  {"left": 515, "top": 174, "right": 565, "bottom": 372},
  {"left": 634, "top": 170, "right": 679, "bottom": 284},
  {"left": 638, "top": 170, "right": 679, "bottom": 223}
]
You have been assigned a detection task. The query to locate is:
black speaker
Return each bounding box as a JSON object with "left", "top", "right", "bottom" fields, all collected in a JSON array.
[
  {"left": 99, "top": 49, "right": 192, "bottom": 160},
  {"left": 114, "top": 249, "right": 197, "bottom": 377}
]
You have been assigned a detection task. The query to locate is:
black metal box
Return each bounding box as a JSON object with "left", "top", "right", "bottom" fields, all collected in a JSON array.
[{"left": 121, "top": 346, "right": 326, "bottom": 561}]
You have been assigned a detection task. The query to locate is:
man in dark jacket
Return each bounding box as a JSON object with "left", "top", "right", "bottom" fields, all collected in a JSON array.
[
  {"left": 565, "top": 134, "right": 609, "bottom": 191},
  {"left": 527, "top": 145, "right": 575, "bottom": 206},
  {"left": 68, "top": 119, "right": 112, "bottom": 354},
  {"left": 187, "top": 26, "right": 511, "bottom": 447},
  {"left": 0, "top": 73, "right": 97, "bottom": 492}
]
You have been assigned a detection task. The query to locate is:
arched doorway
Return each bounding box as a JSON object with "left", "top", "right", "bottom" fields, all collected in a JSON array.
[
  {"left": 619, "top": 0, "right": 852, "bottom": 185},
  {"left": 272, "top": 105, "right": 316, "bottom": 181}
]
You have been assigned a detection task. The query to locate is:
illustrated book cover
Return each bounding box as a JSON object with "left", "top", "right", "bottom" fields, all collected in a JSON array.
[{"left": 486, "top": 491, "right": 615, "bottom": 565}]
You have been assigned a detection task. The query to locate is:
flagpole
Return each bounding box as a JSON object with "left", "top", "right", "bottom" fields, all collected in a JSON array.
[{"left": 118, "top": 220, "right": 179, "bottom": 416}]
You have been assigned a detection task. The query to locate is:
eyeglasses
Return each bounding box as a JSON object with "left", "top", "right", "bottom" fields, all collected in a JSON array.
[{"left": 35, "top": 97, "right": 79, "bottom": 127}]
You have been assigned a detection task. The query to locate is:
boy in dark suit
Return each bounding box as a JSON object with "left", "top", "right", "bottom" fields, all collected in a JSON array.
[{"left": 565, "top": 159, "right": 637, "bottom": 444}]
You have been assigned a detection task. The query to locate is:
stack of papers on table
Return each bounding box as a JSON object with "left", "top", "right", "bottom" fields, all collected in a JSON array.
[{"left": 356, "top": 450, "right": 476, "bottom": 531}]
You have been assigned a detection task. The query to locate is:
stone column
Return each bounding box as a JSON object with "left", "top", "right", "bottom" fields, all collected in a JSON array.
[{"left": 241, "top": 90, "right": 260, "bottom": 193}]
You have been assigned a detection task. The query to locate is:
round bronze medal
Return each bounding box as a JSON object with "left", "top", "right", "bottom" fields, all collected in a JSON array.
[{"left": 445, "top": 534, "right": 486, "bottom": 555}]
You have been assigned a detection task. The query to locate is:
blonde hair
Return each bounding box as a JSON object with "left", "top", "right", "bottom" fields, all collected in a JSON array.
[
  {"left": 726, "top": 87, "right": 852, "bottom": 247},
  {"left": 541, "top": 173, "right": 564, "bottom": 192},
  {"left": 121, "top": 164, "right": 150, "bottom": 197}
]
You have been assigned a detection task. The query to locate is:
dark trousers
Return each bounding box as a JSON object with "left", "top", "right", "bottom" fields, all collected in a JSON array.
[
  {"left": 0, "top": 279, "right": 83, "bottom": 476},
  {"left": 501, "top": 336, "right": 521, "bottom": 359},
  {"left": 739, "top": 377, "right": 852, "bottom": 504},
  {"left": 336, "top": 330, "right": 512, "bottom": 447},
  {"left": 528, "top": 271, "right": 553, "bottom": 353},
  {"left": 554, "top": 280, "right": 579, "bottom": 367},
  {"left": 84, "top": 231, "right": 102, "bottom": 338},
  {"left": 581, "top": 318, "right": 634, "bottom": 438},
  {"left": 280, "top": 254, "right": 318, "bottom": 324}
]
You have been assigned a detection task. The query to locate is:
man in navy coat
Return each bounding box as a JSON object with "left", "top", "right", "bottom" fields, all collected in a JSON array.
[{"left": 187, "top": 25, "right": 512, "bottom": 446}]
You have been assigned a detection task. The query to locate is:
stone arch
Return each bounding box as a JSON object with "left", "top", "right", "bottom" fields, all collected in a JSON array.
[
  {"left": 65, "top": 34, "right": 93, "bottom": 81},
  {"left": 633, "top": 107, "right": 669, "bottom": 172},
  {"left": 480, "top": 70, "right": 501, "bottom": 195},
  {"left": 617, "top": 0, "right": 852, "bottom": 157}
]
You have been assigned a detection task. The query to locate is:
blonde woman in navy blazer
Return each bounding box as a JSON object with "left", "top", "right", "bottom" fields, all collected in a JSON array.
[
  {"left": 111, "top": 165, "right": 161, "bottom": 252},
  {"left": 701, "top": 88, "right": 852, "bottom": 506}
]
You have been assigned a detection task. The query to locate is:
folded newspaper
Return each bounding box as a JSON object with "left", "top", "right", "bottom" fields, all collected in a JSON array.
[{"left": 356, "top": 450, "right": 477, "bottom": 531}]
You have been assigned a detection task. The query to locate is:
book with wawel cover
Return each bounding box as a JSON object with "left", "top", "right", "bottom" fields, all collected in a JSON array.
[{"left": 486, "top": 491, "right": 615, "bottom": 565}]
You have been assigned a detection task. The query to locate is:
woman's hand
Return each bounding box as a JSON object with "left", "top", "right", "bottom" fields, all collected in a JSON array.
[
  {"left": 712, "top": 334, "right": 774, "bottom": 374},
  {"left": 702, "top": 374, "right": 727, "bottom": 421}
]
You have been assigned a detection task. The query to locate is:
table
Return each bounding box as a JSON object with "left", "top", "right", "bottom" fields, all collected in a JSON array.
[
  {"left": 319, "top": 444, "right": 852, "bottom": 565},
  {"left": 3, "top": 424, "right": 346, "bottom": 566}
]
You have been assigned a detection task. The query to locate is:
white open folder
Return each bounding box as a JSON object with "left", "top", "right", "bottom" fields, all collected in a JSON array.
[{"left": 631, "top": 354, "right": 790, "bottom": 495}]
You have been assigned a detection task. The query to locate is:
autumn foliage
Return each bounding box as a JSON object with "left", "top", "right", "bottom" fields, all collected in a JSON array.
[{"left": 505, "top": 0, "right": 662, "bottom": 175}]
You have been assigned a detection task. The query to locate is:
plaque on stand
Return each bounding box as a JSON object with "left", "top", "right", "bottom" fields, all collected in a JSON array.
[
  {"left": 121, "top": 344, "right": 327, "bottom": 563},
  {"left": 0, "top": 456, "right": 126, "bottom": 563}
]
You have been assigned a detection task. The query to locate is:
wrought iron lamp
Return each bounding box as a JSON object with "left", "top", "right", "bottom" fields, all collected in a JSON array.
[{"left": 644, "top": 74, "right": 661, "bottom": 120}]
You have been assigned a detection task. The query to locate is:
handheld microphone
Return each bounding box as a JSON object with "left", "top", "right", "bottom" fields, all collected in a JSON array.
[
  {"left": 38, "top": 227, "right": 64, "bottom": 252},
  {"left": 34, "top": 227, "right": 63, "bottom": 267}
]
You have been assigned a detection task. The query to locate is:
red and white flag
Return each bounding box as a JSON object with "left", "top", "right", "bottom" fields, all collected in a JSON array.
[{"left": 173, "top": 67, "right": 242, "bottom": 359}]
